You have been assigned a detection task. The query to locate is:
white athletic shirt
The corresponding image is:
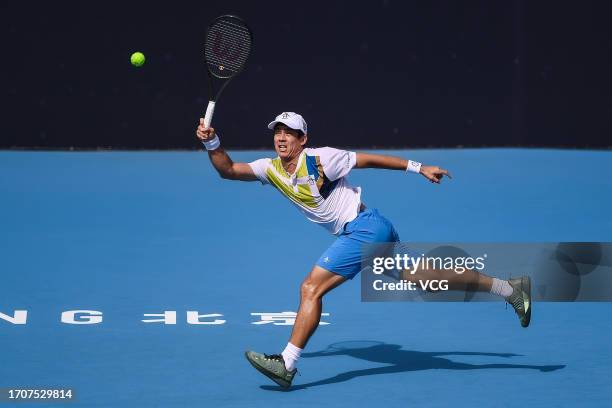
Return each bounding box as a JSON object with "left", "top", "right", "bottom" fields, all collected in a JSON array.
[{"left": 248, "top": 147, "right": 361, "bottom": 235}]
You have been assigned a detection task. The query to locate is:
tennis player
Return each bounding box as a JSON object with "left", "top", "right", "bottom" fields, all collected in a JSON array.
[{"left": 195, "top": 112, "right": 531, "bottom": 388}]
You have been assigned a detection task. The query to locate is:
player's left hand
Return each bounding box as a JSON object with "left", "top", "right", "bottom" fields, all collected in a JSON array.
[{"left": 420, "top": 165, "right": 452, "bottom": 184}]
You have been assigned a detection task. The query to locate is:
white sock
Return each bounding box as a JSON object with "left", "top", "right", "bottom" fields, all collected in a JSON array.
[
  {"left": 281, "top": 342, "right": 302, "bottom": 371},
  {"left": 490, "top": 278, "right": 513, "bottom": 298}
]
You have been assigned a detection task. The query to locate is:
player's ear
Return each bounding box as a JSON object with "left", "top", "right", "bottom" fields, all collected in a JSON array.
[{"left": 300, "top": 133, "right": 308, "bottom": 146}]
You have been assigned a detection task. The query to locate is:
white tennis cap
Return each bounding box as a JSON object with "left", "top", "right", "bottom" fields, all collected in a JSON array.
[{"left": 267, "top": 112, "right": 308, "bottom": 134}]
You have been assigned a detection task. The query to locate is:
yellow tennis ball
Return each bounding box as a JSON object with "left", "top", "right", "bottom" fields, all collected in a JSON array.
[{"left": 130, "top": 52, "right": 145, "bottom": 67}]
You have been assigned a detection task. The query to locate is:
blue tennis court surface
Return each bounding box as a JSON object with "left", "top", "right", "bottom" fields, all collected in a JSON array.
[{"left": 1, "top": 149, "right": 612, "bottom": 407}]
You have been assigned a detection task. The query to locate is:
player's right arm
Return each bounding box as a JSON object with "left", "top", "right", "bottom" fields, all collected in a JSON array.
[{"left": 195, "top": 118, "right": 258, "bottom": 181}]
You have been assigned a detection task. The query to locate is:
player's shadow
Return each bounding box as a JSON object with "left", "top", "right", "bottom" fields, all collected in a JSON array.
[{"left": 260, "top": 341, "right": 565, "bottom": 391}]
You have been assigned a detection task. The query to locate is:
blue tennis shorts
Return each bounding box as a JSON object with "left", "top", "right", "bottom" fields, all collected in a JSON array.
[{"left": 316, "top": 208, "right": 400, "bottom": 279}]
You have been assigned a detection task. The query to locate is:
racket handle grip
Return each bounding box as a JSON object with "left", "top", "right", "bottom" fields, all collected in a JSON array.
[{"left": 204, "top": 101, "right": 216, "bottom": 128}]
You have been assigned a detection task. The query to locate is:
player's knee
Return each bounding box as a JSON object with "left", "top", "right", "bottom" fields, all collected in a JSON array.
[{"left": 300, "top": 279, "right": 320, "bottom": 300}]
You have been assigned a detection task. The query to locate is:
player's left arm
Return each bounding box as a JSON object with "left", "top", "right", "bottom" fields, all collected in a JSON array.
[{"left": 355, "top": 152, "right": 452, "bottom": 184}]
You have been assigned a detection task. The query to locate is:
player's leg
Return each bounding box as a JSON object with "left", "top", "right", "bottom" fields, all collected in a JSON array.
[
  {"left": 244, "top": 266, "right": 345, "bottom": 388},
  {"left": 274, "top": 266, "right": 346, "bottom": 378},
  {"left": 289, "top": 266, "right": 346, "bottom": 348},
  {"left": 401, "top": 266, "right": 531, "bottom": 327},
  {"left": 401, "top": 266, "right": 496, "bottom": 292},
  {"left": 244, "top": 217, "right": 363, "bottom": 388}
]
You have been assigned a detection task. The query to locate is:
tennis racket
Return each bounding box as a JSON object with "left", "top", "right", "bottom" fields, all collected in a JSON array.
[{"left": 203, "top": 15, "right": 253, "bottom": 128}]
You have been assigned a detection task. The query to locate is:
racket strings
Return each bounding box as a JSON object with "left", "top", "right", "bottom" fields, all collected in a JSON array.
[{"left": 205, "top": 18, "right": 252, "bottom": 78}]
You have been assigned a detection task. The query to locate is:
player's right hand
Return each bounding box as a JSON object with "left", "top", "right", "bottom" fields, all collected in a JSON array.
[{"left": 196, "top": 118, "right": 216, "bottom": 142}]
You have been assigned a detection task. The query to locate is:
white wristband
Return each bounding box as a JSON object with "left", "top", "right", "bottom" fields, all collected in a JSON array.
[
  {"left": 406, "top": 160, "right": 422, "bottom": 174},
  {"left": 202, "top": 134, "right": 220, "bottom": 151}
]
